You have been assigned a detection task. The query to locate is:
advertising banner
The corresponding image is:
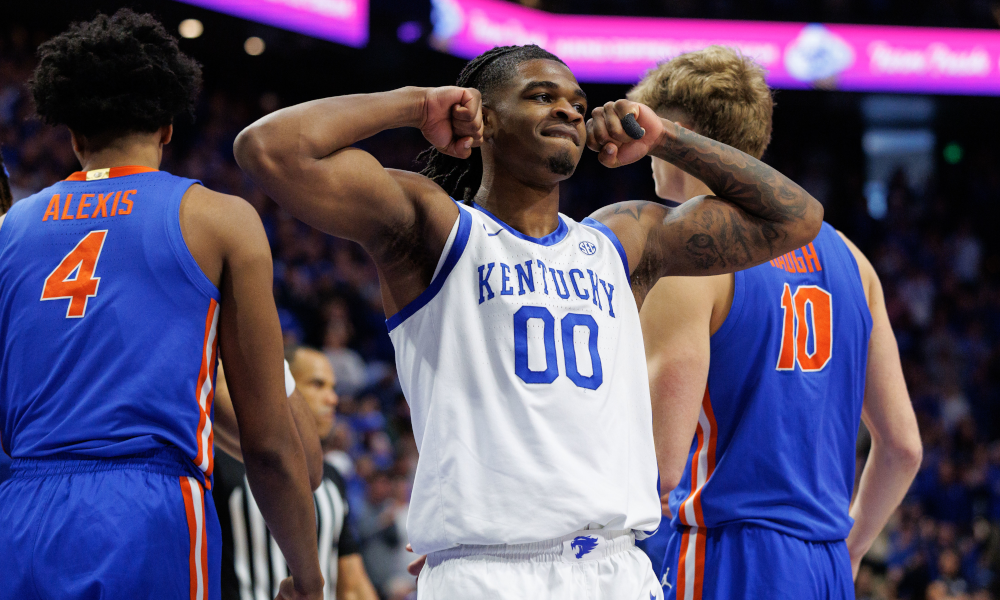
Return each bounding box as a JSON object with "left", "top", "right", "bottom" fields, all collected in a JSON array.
[{"left": 431, "top": 0, "right": 1000, "bottom": 94}]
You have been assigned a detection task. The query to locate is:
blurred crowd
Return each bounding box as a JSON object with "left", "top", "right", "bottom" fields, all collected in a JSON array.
[{"left": 4, "top": 16, "right": 1000, "bottom": 600}]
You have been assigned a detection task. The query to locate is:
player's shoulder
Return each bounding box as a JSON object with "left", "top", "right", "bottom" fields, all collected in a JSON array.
[
  {"left": 382, "top": 167, "right": 462, "bottom": 242},
  {"left": 645, "top": 271, "right": 730, "bottom": 309},
  {"left": 590, "top": 199, "right": 670, "bottom": 223},
  {"left": 833, "top": 228, "right": 876, "bottom": 301},
  {"left": 182, "top": 184, "right": 257, "bottom": 222},
  {"left": 386, "top": 168, "right": 460, "bottom": 212},
  {"left": 181, "top": 184, "right": 267, "bottom": 246}
]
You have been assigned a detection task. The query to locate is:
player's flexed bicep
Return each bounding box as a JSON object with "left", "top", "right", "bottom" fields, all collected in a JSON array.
[
  {"left": 233, "top": 86, "right": 481, "bottom": 255},
  {"left": 587, "top": 100, "right": 823, "bottom": 302}
]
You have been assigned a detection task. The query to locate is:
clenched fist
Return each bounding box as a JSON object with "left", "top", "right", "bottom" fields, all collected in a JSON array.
[
  {"left": 420, "top": 86, "right": 485, "bottom": 159},
  {"left": 587, "top": 100, "right": 666, "bottom": 168}
]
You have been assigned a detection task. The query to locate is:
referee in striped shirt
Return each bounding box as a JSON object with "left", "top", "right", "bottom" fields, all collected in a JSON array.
[{"left": 213, "top": 346, "right": 378, "bottom": 600}]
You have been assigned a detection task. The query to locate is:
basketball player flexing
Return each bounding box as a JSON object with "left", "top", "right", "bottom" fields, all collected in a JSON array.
[
  {"left": 235, "top": 45, "right": 823, "bottom": 598},
  {"left": 0, "top": 11, "right": 323, "bottom": 600},
  {"left": 632, "top": 47, "right": 923, "bottom": 599}
]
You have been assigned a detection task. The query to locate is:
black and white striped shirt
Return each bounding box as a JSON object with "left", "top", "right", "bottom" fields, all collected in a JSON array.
[{"left": 214, "top": 451, "right": 360, "bottom": 600}]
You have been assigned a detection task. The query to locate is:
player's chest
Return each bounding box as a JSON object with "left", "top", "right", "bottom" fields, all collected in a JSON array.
[{"left": 463, "top": 232, "right": 625, "bottom": 321}]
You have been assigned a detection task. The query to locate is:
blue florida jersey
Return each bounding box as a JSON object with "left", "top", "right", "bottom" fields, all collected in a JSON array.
[
  {"left": 667, "top": 223, "right": 872, "bottom": 542},
  {"left": 0, "top": 167, "right": 221, "bottom": 485}
]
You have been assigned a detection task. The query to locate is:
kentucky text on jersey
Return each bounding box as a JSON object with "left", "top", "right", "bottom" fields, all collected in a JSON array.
[{"left": 476, "top": 260, "right": 618, "bottom": 317}]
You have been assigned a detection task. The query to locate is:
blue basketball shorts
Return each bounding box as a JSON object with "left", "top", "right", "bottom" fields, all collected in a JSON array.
[
  {"left": 0, "top": 447, "right": 221, "bottom": 600},
  {"left": 660, "top": 523, "right": 853, "bottom": 600}
]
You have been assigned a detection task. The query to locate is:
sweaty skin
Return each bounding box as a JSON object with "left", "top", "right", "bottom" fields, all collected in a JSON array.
[{"left": 234, "top": 59, "right": 823, "bottom": 317}]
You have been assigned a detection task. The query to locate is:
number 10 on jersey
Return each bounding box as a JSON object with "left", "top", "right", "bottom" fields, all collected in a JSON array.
[{"left": 776, "top": 284, "right": 833, "bottom": 372}]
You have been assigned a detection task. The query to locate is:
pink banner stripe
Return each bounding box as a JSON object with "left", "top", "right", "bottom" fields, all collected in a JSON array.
[
  {"left": 431, "top": 0, "right": 1000, "bottom": 94},
  {"left": 176, "top": 0, "right": 368, "bottom": 48}
]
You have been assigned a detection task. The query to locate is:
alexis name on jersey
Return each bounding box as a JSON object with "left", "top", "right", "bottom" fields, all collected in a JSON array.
[
  {"left": 41, "top": 190, "right": 137, "bottom": 221},
  {"left": 476, "top": 259, "right": 619, "bottom": 318}
]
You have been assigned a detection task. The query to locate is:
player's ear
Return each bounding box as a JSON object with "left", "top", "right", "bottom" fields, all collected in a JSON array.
[
  {"left": 160, "top": 124, "right": 174, "bottom": 146},
  {"left": 482, "top": 106, "right": 497, "bottom": 143},
  {"left": 69, "top": 129, "right": 84, "bottom": 155}
]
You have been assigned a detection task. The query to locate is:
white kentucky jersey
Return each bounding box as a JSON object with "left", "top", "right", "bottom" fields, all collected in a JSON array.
[{"left": 388, "top": 201, "right": 661, "bottom": 554}]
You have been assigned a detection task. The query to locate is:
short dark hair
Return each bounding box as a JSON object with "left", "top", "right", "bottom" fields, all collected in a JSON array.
[
  {"left": 0, "top": 149, "right": 11, "bottom": 214},
  {"left": 284, "top": 344, "right": 324, "bottom": 368},
  {"left": 29, "top": 9, "right": 202, "bottom": 142},
  {"left": 418, "top": 45, "right": 566, "bottom": 201},
  {"left": 284, "top": 344, "right": 303, "bottom": 366}
]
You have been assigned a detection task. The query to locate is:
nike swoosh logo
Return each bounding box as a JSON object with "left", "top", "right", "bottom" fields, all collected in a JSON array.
[{"left": 483, "top": 224, "right": 503, "bottom": 236}]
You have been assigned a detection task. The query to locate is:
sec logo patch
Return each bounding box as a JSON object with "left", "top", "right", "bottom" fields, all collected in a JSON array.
[{"left": 579, "top": 241, "right": 597, "bottom": 256}]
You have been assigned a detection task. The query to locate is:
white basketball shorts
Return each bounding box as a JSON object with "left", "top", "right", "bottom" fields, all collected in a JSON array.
[{"left": 417, "top": 529, "right": 663, "bottom": 600}]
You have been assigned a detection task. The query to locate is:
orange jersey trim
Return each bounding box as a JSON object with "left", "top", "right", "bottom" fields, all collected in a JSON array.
[
  {"left": 194, "top": 299, "right": 220, "bottom": 487},
  {"left": 678, "top": 388, "right": 719, "bottom": 528},
  {"left": 676, "top": 526, "right": 706, "bottom": 600},
  {"left": 180, "top": 476, "right": 208, "bottom": 600},
  {"left": 64, "top": 166, "right": 158, "bottom": 181}
]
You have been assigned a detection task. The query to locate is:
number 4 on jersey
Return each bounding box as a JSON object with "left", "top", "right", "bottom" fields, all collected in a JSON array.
[
  {"left": 776, "top": 283, "right": 832, "bottom": 372},
  {"left": 40, "top": 230, "right": 108, "bottom": 318}
]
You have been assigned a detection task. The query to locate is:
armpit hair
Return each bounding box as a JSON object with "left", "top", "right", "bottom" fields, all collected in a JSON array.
[{"left": 370, "top": 207, "right": 439, "bottom": 287}]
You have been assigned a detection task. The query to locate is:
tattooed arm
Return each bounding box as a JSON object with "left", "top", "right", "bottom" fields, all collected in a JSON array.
[{"left": 587, "top": 100, "right": 823, "bottom": 305}]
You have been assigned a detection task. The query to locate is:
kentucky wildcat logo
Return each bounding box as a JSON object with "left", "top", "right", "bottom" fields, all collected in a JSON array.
[{"left": 570, "top": 535, "right": 598, "bottom": 559}]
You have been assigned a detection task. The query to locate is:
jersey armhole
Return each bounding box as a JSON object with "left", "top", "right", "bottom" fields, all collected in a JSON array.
[
  {"left": 385, "top": 204, "right": 472, "bottom": 332},
  {"left": 0, "top": 198, "right": 25, "bottom": 255},
  {"left": 164, "top": 180, "right": 221, "bottom": 302},
  {"left": 709, "top": 270, "right": 746, "bottom": 347},
  {"left": 833, "top": 228, "right": 874, "bottom": 334},
  {"left": 0, "top": 213, "right": 11, "bottom": 255},
  {"left": 581, "top": 218, "right": 629, "bottom": 277}
]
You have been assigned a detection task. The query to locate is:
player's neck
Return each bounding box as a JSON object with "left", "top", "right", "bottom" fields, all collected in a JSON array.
[
  {"left": 77, "top": 145, "right": 162, "bottom": 173},
  {"left": 659, "top": 173, "right": 714, "bottom": 204},
  {"left": 473, "top": 166, "right": 561, "bottom": 239},
  {"left": 71, "top": 129, "right": 166, "bottom": 173}
]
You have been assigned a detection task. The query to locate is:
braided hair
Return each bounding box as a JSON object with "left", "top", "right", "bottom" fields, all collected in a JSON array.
[
  {"left": 417, "top": 45, "right": 565, "bottom": 202},
  {"left": 0, "top": 148, "right": 11, "bottom": 214}
]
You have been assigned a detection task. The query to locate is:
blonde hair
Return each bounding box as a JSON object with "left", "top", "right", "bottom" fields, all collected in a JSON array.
[{"left": 628, "top": 46, "right": 774, "bottom": 159}]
